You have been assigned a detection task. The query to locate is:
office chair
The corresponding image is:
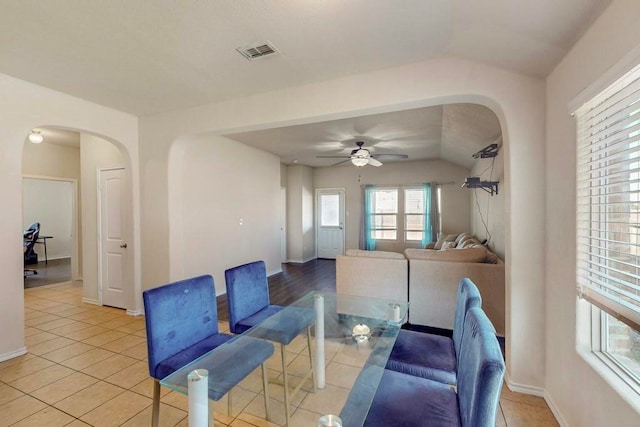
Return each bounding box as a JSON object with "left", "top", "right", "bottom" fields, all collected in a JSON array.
[
  {"left": 23, "top": 222, "right": 40, "bottom": 277},
  {"left": 225, "top": 260, "right": 316, "bottom": 426}
]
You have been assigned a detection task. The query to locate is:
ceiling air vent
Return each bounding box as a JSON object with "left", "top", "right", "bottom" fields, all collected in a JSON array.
[{"left": 236, "top": 41, "right": 279, "bottom": 60}]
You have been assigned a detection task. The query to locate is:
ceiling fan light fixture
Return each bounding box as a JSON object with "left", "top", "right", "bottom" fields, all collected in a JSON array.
[
  {"left": 351, "top": 157, "right": 369, "bottom": 167},
  {"left": 28, "top": 130, "right": 43, "bottom": 144}
]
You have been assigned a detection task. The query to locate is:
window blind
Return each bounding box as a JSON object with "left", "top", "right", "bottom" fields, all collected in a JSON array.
[{"left": 576, "top": 63, "right": 640, "bottom": 332}]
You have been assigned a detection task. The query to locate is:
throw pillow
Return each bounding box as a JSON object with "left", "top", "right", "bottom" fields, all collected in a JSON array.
[{"left": 440, "top": 241, "right": 457, "bottom": 250}]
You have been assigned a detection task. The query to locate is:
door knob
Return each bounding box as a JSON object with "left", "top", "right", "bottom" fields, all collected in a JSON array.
[{"left": 120, "top": 243, "right": 128, "bottom": 248}]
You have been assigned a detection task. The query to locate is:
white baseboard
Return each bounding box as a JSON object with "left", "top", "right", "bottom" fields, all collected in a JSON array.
[
  {"left": 286, "top": 256, "right": 317, "bottom": 264},
  {"left": 505, "top": 373, "right": 545, "bottom": 397},
  {"left": 0, "top": 347, "right": 27, "bottom": 363},
  {"left": 82, "top": 297, "right": 100, "bottom": 306},
  {"left": 267, "top": 267, "right": 283, "bottom": 277},
  {"left": 126, "top": 309, "right": 143, "bottom": 317},
  {"left": 544, "top": 391, "right": 569, "bottom": 427}
]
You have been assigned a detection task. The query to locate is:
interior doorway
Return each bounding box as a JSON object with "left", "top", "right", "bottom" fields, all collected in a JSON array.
[{"left": 316, "top": 188, "right": 345, "bottom": 259}]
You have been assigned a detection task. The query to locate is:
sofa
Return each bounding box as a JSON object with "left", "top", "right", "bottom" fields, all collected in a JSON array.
[
  {"left": 335, "top": 233, "right": 505, "bottom": 335},
  {"left": 336, "top": 249, "right": 408, "bottom": 303}
]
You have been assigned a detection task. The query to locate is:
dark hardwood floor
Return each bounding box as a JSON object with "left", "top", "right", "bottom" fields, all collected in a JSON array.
[{"left": 216, "top": 258, "right": 336, "bottom": 321}]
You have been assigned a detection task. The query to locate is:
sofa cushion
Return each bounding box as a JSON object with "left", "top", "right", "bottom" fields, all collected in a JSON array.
[
  {"left": 441, "top": 241, "right": 457, "bottom": 250},
  {"left": 434, "top": 233, "right": 458, "bottom": 249},
  {"left": 345, "top": 249, "right": 406, "bottom": 259},
  {"left": 405, "top": 247, "right": 487, "bottom": 263}
]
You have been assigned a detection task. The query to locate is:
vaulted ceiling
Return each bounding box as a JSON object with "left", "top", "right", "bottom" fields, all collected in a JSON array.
[{"left": 4, "top": 0, "right": 611, "bottom": 167}]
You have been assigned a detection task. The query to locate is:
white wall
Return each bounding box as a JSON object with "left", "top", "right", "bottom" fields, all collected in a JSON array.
[
  {"left": 81, "top": 134, "right": 126, "bottom": 303},
  {"left": 286, "top": 165, "right": 316, "bottom": 263},
  {"left": 470, "top": 149, "right": 505, "bottom": 258},
  {"left": 313, "top": 159, "right": 471, "bottom": 252},
  {"left": 22, "top": 178, "right": 73, "bottom": 260},
  {"left": 0, "top": 73, "right": 139, "bottom": 362},
  {"left": 172, "top": 135, "right": 281, "bottom": 294},
  {"left": 142, "top": 56, "right": 546, "bottom": 392},
  {"left": 545, "top": 0, "right": 640, "bottom": 424}
]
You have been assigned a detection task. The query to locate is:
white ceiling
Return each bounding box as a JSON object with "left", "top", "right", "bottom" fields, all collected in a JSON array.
[{"left": 3, "top": 0, "right": 611, "bottom": 167}]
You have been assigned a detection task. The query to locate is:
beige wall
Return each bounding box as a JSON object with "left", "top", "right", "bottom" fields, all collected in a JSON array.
[
  {"left": 172, "top": 135, "right": 281, "bottom": 295},
  {"left": 545, "top": 0, "right": 640, "bottom": 423},
  {"left": 142, "top": 56, "right": 546, "bottom": 392},
  {"left": 286, "top": 165, "right": 315, "bottom": 262},
  {"left": 313, "top": 159, "right": 471, "bottom": 253},
  {"left": 0, "top": 73, "right": 139, "bottom": 361},
  {"left": 470, "top": 149, "right": 505, "bottom": 259},
  {"left": 80, "top": 134, "right": 126, "bottom": 303}
]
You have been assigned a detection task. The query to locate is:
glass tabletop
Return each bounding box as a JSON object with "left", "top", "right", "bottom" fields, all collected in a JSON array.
[{"left": 161, "top": 291, "right": 408, "bottom": 426}]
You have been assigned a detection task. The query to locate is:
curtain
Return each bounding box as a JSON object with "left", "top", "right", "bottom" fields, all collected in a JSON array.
[
  {"left": 359, "top": 185, "right": 376, "bottom": 251},
  {"left": 429, "top": 183, "right": 439, "bottom": 242},
  {"left": 421, "top": 183, "right": 432, "bottom": 248}
]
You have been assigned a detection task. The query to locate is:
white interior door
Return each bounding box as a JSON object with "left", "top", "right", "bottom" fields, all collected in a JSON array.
[
  {"left": 317, "top": 188, "right": 345, "bottom": 259},
  {"left": 99, "top": 168, "right": 127, "bottom": 309},
  {"left": 280, "top": 187, "right": 287, "bottom": 263}
]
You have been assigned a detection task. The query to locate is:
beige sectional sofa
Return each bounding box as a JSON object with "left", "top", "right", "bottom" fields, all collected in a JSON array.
[{"left": 335, "top": 233, "right": 505, "bottom": 335}]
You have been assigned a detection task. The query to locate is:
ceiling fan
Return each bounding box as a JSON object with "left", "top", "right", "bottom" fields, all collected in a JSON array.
[{"left": 317, "top": 141, "right": 408, "bottom": 167}]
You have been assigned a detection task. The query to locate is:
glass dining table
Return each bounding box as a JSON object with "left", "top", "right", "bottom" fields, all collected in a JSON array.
[{"left": 161, "top": 291, "right": 409, "bottom": 427}]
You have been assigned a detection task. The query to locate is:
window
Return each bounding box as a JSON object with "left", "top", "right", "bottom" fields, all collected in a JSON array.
[
  {"left": 575, "top": 62, "right": 640, "bottom": 387},
  {"left": 405, "top": 187, "right": 425, "bottom": 241},
  {"left": 370, "top": 188, "right": 398, "bottom": 240}
]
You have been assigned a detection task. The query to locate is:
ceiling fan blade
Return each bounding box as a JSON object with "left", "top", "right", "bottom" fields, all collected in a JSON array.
[
  {"left": 368, "top": 158, "right": 383, "bottom": 167},
  {"left": 317, "top": 155, "right": 351, "bottom": 158},
  {"left": 331, "top": 159, "right": 352, "bottom": 167},
  {"left": 371, "top": 153, "right": 408, "bottom": 160}
]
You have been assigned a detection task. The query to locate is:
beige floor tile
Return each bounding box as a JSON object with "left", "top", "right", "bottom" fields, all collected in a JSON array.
[
  {"left": 0, "top": 394, "right": 47, "bottom": 427},
  {"left": 64, "top": 420, "right": 91, "bottom": 427},
  {"left": 161, "top": 390, "right": 189, "bottom": 412},
  {"left": 297, "top": 383, "right": 349, "bottom": 416},
  {"left": 80, "top": 390, "right": 151, "bottom": 426},
  {"left": 120, "top": 402, "right": 187, "bottom": 427},
  {"left": 9, "top": 363, "right": 75, "bottom": 393},
  {"left": 63, "top": 325, "right": 109, "bottom": 341},
  {"left": 82, "top": 354, "right": 139, "bottom": 379},
  {"left": 10, "top": 405, "right": 75, "bottom": 427},
  {"left": 120, "top": 342, "right": 148, "bottom": 360},
  {"left": 287, "top": 406, "right": 325, "bottom": 427},
  {"left": 235, "top": 412, "right": 280, "bottom": 427},
  {"left": 0, "top": 353, "right": 35, "bottom": 370},
  {"left": 98, "top": 316, "right": 140, "bottom": 330},
  {"left": 496, "top": 404, "right": 508, "bottom": 427},
  {"left": 40, "top": 341, "right": 96, "bottom": 363},
  {"left": 115, "top": 319, "right": 147, "bottom": 334},
  {"left": 27, "top": 336, "right": 76, "bottom": 356},
  {"left": 25, "top": 331, "right": 58, "bottom": 347},
  {"left": 47, "top": 320, "right": 94, "bottom": 336},
  {"left": 0, "top": 382, "right": 24, "bottom": 406},
  {"left": 25, "top": 313, "right": 62, "bottom": 327},
  {"left": 35, "top": 317, "right": 80, "bottom": 332},
  {"left": 31, "top": 371, "right": 99, "bottom": 405},
  {"left": 243, "top": 393, "right": 286, "bottom": 426},
  {"left": 104, "top": 360, "right": 151, "bottom": 389},
  {"left": 325, "top": 361, "right": 359, "bottom": 389},
  {"left": 52, "top": 306, "right": 91, "bottom": 317},
  {"left": 501, "top": 399, "right": 560, "bottom": 427},
  {"left": 133, "top": 329, "right": 147, "bottom": 338},
  {"left": 0, "top": 356, "right": 55, "bottom": 383},
  {"left": 58, "top": 347, "right": 117, "bottom": 371},
  {"left": 130, "top": 377, "right": 172, "bottom": 399},
  {"left": 82, "top": 329, "right": 128, "bottom": 347},
  {"left": 53, "top": 380, "right": 125, "bottom": 418},
  {"left": 24, "top": 326, "right": 43, "bottom": 337},
  {"left": 501, "top": 383, "right": 550, "bottom": 408},
  {"left": 101, "top": 334, "right": 146, "bottom": 353}
]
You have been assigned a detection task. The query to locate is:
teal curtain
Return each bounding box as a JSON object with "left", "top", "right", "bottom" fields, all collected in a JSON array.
[
  {"left": 422, "top": 183, "right": 433, "bottom": 248},
  {"left": 360, "top": 185, "right": 377, "bottom": 251}
]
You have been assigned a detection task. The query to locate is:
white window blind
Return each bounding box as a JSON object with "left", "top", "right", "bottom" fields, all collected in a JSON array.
[{"left": 576, "top": 63, "right": 640, "bottom": 332}]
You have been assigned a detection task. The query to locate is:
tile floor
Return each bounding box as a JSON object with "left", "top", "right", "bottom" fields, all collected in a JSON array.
[{"left": 0, "top": 281, "right": 559, "bottom": 426}]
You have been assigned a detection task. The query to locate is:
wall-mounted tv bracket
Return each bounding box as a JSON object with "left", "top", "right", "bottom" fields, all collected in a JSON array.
[
  {"left": 462, "top": 177, "right": 499, "bottom": 196},
  {"left": 472, "top": 143, "right": 500, "bottom": 159}
]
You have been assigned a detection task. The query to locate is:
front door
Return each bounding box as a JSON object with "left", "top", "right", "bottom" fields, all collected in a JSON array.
[
  {"left": 316, "top": 188, "right": 345, "bottom": 259},
  {"left": 99, "top": 168, "right": 127, "bottom": 309}
]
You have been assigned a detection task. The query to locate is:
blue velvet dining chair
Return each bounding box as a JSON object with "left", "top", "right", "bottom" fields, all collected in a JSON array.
[
  {"left": 225, "top": 260, "right": 316, "bottom": 426},
  {"left": 143, "top": 274, "right": 273, "bottom": 427},
  {"left": 385, "top": 277, "right": 483, "bottom": 384}
]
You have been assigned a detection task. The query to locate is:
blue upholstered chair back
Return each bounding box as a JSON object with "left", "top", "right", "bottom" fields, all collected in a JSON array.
[
  {"left": 453, "top": 278, "right": 482, "bottom": 357},
  {"left": 457, "top": 307, "right": 505, "bottom": 427},
  {"left": 225, "top": 260, "right": 270, "bottom": 334},
  {"left": 143, "top": 275, "right": 220, "bottom": 378}
]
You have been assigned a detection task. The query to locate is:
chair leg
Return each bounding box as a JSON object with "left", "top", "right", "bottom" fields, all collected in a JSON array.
[
  {"left": 152, "top": 379, "right": 161, "bottom": 427},
  {"left": 261, "top": 363, "right": 271, "bottom": 421},
  {"left": 307, "top": 326, "right": 317, "bottom": 393},
  {"left": 227, "top": 389, "right": 233, "bottom": 417},
  {"left": 281, "top": 344, "right": 291, "bottom": 426}
]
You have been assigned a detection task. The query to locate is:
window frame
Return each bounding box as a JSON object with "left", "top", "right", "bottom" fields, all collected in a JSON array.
[
  {"left": 404, "top": 186, "right": 426, "bottom": 242},
  {"left": 369, "top": 187, "right": 399, "bottom": 241}
]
